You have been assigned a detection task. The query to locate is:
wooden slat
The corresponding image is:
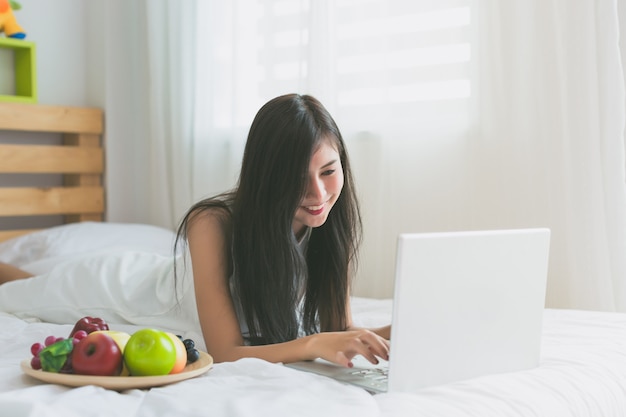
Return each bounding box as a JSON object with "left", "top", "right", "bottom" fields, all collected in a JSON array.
[
  {"left": 65, "top": 213, "right": 103, "bottom": 223},
  {"left": 63, "top": 174, "right": 101, "bottom": 187},
  {"left": 63, "top": 133, "right": 100, "bottom": 147},
  {"left": 0, "top": 144, "right": 103, "bottom": 173},
  {"left": 0, "top": 103, "right": 106, "bottom": 232},
  {"left": 0, "top": 186, "right": 104, "bottom": 216},
  {"left": 0, "top": 229, "right": 39, "bottom": 242},
  {"left": 63, "top": 133, "right": 103, "bottom": 186},
  {"left": 0, "top": 103, "right": 103, "bottom": 134}
]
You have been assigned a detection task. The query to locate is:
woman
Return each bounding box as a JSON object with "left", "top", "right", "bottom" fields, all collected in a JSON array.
[{"left": 0, "top": 94, "right": 390, "bottom": 368}]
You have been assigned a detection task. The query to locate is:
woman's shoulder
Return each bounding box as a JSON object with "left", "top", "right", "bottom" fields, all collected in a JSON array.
[
  {"left": 177, "top": 194, "right": 234, "bottom": 247},
  {"left": 186, "top": 193, "right": 233, "bottom": 225},
  {"left": 186, "top": 205, "right": 232, "bottom": 235},
  {"left": 184, "top": 207, "right": 232, "bottom": 268}
]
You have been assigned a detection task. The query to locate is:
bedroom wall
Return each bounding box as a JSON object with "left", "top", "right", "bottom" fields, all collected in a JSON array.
[
  {"left": 82, "top": 2, "right": 149, "bottom": 225},
  {"left": 1, "top": 0, "right": 145, "bottom": 227},
  {"left": 2, "top": 0, "right": 88, "bottom": 106},
  {"left": 0, "top": 0, "right": 93, "bottom": 230}
]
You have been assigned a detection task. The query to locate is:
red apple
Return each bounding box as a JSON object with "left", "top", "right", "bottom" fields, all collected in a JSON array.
[
  {"left": 91, "top": 330, "right": 132, "bottom": 376},
  {"left": 71, "top": 332, "right": 123, "bottom": 376}
]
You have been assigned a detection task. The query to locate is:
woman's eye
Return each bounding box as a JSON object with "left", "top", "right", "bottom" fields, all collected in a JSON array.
[{"left": 322, "top": 169, "right": 335, "bottom": 176}]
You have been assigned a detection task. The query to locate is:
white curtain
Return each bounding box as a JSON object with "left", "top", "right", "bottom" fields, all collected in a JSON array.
[
  {"left": 140, "top": 1, "right": 197, "bottom": 229},
  {"left": 93, "top": 0, "right": 626, "bottom": 310},
  {"left": 471, "top": 1, "right": 626, "bottom": 311},
  {"left": 86, "top": 0, "right": 196, "bottom": 229}
]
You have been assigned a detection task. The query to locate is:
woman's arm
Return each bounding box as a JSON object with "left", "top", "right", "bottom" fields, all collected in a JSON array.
[
  {"left": 0, "top": 262, "right": 32, "bottom": 285},
  {"left": 216, "top": 329, "right": 388, "bottom": 366},
  {"left": 187, "top": 212, "right": 389, "bottom": 367}
]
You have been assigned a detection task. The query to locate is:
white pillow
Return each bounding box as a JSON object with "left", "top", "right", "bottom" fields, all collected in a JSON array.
[{"left": 0, "top": 222, "right": 178, "bottom": 268}]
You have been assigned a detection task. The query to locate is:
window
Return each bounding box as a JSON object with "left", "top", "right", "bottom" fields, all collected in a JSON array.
[{"left": 195, "top": 0, "right": 472, "bottom": 135}]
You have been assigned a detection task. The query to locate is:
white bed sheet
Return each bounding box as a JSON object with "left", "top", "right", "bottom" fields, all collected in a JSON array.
[
  {"left": 2, "top": 300, "right": 626, "bottom": 417},
  {"left": 1, "top": 223, "right": 626, "bottom": 417}
]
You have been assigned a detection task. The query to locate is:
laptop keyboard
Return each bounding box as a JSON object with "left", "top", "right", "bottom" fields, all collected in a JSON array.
[
  {"left": 285, "top": 357, "right": 389, "bottom": 393},
  {"left": 347, "top": 367, "right": 389, "bottom": 390},
  {"left": 350, "top": 367, "right": 389, "bottom": 379}
]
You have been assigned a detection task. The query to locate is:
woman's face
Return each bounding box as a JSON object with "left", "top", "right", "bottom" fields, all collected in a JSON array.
[{"left": 292, "top": 138, "right": 344, "bottom": 238}]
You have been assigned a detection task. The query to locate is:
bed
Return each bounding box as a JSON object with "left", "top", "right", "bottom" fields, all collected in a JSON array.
[
  {"left": 0, "top": 101, "right": 104, "bottom": 241},
  {"left": 2, "top": 104, "right": 626, "bottom": 417}
]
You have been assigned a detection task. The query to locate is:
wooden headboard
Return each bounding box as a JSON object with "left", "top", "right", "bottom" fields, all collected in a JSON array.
[{"left": 0, "top": 102, "right": 105, "bottom": 242}]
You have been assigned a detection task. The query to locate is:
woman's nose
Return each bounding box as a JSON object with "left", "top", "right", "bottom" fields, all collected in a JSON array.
[{"left": 306, "top": 177, "right": 324, "bottom": 200}]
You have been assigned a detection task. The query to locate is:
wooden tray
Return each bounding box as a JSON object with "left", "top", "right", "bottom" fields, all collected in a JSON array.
[{"left": 21, "top": 351, "right": 213, "bottom": 390}]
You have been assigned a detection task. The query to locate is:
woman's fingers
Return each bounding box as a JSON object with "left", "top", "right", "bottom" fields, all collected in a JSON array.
[
  {"left": 314, "top": 329, "right": 391, "bottom": 367},
  {"left": 336, "top": 330, "right": 390, "bottom": 367},
  {"left": 335, "top": 351, "right": 354, "bottom": 368},
  {"left": 357, "top": 330, "right": 390, "bottom": 361}
]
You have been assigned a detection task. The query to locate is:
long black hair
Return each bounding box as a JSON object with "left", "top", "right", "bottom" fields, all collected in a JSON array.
[{"left": 176, "top": 94, "right": 362, "bottom": 345}]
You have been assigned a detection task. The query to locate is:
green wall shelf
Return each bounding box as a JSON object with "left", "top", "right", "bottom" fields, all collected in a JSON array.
[{"left": 0, "top": 37, "right": 36, "bottom": 103}]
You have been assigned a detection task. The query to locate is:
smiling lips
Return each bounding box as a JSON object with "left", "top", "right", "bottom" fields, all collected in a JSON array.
[{"left": 303, "top": 203, "right": 325, "bottom": 215}]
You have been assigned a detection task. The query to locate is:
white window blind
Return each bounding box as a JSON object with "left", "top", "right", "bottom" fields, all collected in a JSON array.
[
  {"left": 196, "top": 0, "right": 472, "bottom": 135},
  {"left": 258, "top": 0, "right": 472, "bottom": 134}
]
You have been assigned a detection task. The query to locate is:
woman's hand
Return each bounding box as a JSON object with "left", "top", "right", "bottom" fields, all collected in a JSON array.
[
  {"left": 306, "top": 329, "right": 390, "bottom": 368},
  {"left": 368, "top": 324, "right": 391, "bottom": 341}
]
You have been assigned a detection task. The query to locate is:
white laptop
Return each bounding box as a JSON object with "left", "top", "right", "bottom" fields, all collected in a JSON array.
[{"left": 287, "top": 228, "right": 551, "bottom": 394}]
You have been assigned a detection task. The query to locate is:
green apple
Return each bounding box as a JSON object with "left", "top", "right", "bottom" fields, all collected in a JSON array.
[{"left": 124, "top": 328, "right": 177, "bottom": 376}]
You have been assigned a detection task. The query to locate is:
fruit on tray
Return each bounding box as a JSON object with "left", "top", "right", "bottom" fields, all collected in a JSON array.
[
  {"left": 31, "top": 330, "right": 88, "bottom": 372},
  {"left": 39, "top": 338, "right": 74, "bottom": 373},
  {"left": 180, "top": 336, "right": 200, "bottom": 364},
  {"left": 124, "top": 328, "right": 177, "bottom": 376},
  {"left": 29, "top": 316, "right": 202, "bottom": 377},
  {"left": 69, "top": 316, "right": 109, "bottom": 337},
  {"left": 91, "top": 330, "right": 132, "bottom": 376},
  {"left": 92, "top": 330, "right": 131, "bottom": 352},
  {"left": 167, "top": 332, "right": 188, "bottom": 375},
  {"left": 72, "top": 331, "right": 123, "bottom": 376}
]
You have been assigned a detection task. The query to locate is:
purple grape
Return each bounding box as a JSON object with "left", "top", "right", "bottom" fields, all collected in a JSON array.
[
  {"left": 44, "top": 335, "right": 57, "bottom": 347},
  {"left": 30, "top": 356, "right": 41, "bottom": 370},
  {"left": 30, "top": 342, "right": 44, "bottom": 357},
  {"left": 73, "top": 330, "right": 88, "bottom": 341}
]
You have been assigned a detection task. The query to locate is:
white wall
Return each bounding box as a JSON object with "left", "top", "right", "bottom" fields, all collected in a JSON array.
[
  {"left": 9, "top": 0, "right": 87, "bottom": 106},
  {"left": 83, "top": 2, "right": 151, "bottom": 225}
]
